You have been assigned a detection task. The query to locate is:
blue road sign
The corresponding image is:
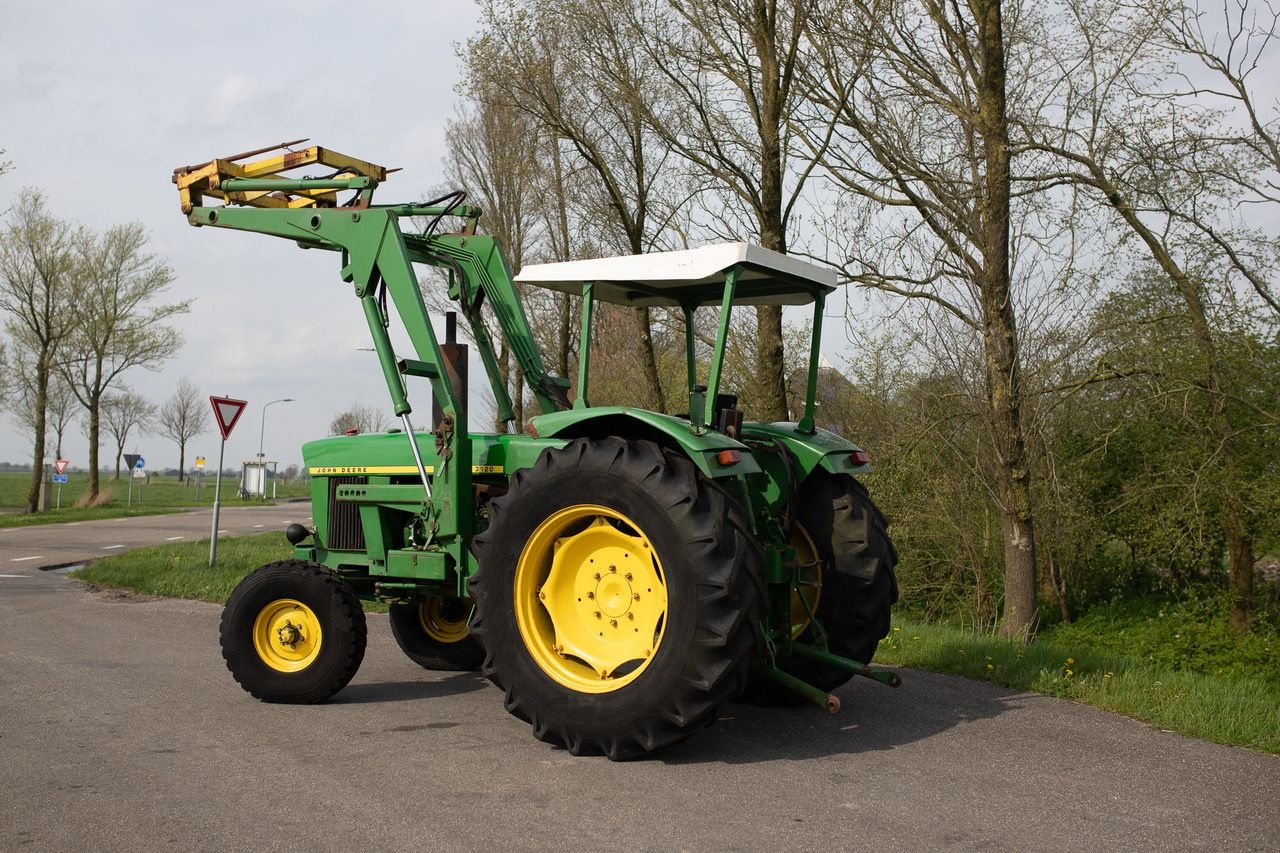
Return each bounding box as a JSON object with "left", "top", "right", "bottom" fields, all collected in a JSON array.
[
  {"left": 53, "top": 473, "right": 68, "bottom": 483},
  {"left": 134, "top": 456, "right": 146, "bottom": 469}
]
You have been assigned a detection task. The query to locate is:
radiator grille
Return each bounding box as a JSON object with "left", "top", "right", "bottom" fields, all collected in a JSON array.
[{"left": 327, "top": 476, "right": 367, "bottom": 551}]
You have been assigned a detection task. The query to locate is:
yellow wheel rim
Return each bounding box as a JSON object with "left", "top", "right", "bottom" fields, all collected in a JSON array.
[
  {"left": 252, "top": 598, "right": 323, "bottom": 673},
  {"left": 418, "top": 596, "right": 471, "bottom": 644},
  {"left": 789, "top": 523, "right": 823, "bottom": 639},
  {"left": 514, "top": 504, "right": 668, "bottom": 694}
]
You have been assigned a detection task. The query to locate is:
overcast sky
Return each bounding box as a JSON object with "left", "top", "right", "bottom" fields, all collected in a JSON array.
[{"left": 0, "top": 0, "right": 486, "bottom": 472}]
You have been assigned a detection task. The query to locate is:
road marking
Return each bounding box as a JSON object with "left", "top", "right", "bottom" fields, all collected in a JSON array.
[
  {"left": 218, "top": 529, "right": 228, "bottom": 534},
  {"left": 253, "top": 524, "right": 264, "bottom": 529},
  {"left": 10, "top": 556, "right": 43, "bottom": 562},
  {"left": 166, "top": 536, "right": 185, "bottom": 541},
  {"left": 0, "top": 573, "right": 26, "bottom": 577},
  {"left": 102, "top": 545, "right": 124, "bottom": 550}
]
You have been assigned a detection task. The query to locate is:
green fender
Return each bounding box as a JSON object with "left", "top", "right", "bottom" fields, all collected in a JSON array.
[
  {"left": 740, "top": 422, "right": 872, "bottom": 482},
  {"left": 526, "top": 407, "right": 761, "bottom": 478}
]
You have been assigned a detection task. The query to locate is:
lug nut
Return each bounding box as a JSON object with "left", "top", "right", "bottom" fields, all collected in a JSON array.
[
  {"left": 594, "top": 611, "right": 602, "bottom": 619},
  {"left": 625, "top": 572, "right": 633, "bottom": 581},
  {"left": 593, "top": 572, "right": 601, "bottom": 580},
  {"left": 586, "top": 591, "right": 595, "bottom": 599},
  {"left": 610, "top": 619, "right": 618, "bottom": 627},
  {"left": 628, "top": 613, "right": 635, "bottom": 621},
  {"left": 538, "top": 590, "right": 546, "bottom": 600},
  {"left": 609, "top": 565, "right": 617, "bottom": 573},
  {"left": 633, "top": 593, "right": 640, "bottom": 600}
]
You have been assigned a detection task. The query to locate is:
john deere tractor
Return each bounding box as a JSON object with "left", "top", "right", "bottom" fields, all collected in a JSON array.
[{"left": 174, "top": 142, "right": 898, "bottom": 759}]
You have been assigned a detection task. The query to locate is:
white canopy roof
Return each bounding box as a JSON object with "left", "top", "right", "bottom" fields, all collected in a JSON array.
[{"left": 514, "top": 242, "right": 838, "bottom": 307}]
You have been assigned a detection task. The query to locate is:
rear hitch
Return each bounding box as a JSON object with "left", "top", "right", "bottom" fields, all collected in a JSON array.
[
  {"left": 791, "top": 643, "right": 903, "bottom": 688},
  {"left": 751, "top": 663, "right": 841, "bottom": 713}
]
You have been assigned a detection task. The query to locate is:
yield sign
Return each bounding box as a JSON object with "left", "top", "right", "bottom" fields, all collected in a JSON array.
[
  {"left": 209, "top": 395, "right": 248, "bottom": 440},
  {"left": 54, "top": 458, "right": 70, "bottom": 475}
]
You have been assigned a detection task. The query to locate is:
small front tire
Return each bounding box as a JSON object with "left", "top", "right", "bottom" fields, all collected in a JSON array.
[{"left": 220, "top": 560, "right": 367, "bottom": 703}]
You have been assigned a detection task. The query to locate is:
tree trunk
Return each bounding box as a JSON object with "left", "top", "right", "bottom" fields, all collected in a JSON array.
[
  {"left": 634, "top": 307, "right": 666, "bottom": 412},
  {"left": 976, "top": 0, "right": 1037, "bottom": 640},
  {"left": 752, "top": 2, "right": 790, "bottom": 423},
  {"left": 1226, "top": 503, "right": 1255, "bottom": 631},
  {"left": 114, "top": 448, "right": 123, "bottom": 480},
  {"left": 177, "top": 444, "right": 186, "bottom": 485},
  {"left": 24, "top": 352, "right": 51, "bottom": 513},
  {"left": 1048, "top": 549, "right": 1072, "bottom": 624},
  {"left": 87, "top": 390, "right": 101, "bottom": 498},
  {"left": 557, "top": 293, "right": 572, "bottom": 379}
]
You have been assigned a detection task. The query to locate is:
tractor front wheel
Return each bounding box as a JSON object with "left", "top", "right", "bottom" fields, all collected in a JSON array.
[
  {"left": 388, "top": 596, "right": 483, "bottom": 671},
  {"left": 470, "top": 438, "right": 761, "bottom": 760},
  {"left": 220, "top": 560, "right": 367, "bottom": 703}
]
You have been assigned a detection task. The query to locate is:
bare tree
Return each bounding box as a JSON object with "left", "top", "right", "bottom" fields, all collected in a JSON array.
[
  {"left": 1017, "top": 0, "right": 1278, "bottom": 632},
  {"left": 101, "top": 389, "right": 155, "bottom": 480},
  {"left": 62, "top": 223, "right": 187, "bottom": 499},
  {"left": 621, "top": 0, "right": 829, "bottom": 420},
  {"left": 329, "top": 403, "right": 390, "bottom": 436},
  {"left": 158, "top": 378, "right": 209, "bottom": 483},
  {"left": 464, "top": 0, "right": 679, "bottom": 412},
  {"left": 0, "top": 189, "right": 79, "bottom": 512},
  {"left": 801, "top": 0, "right": 1039, "bottom": 637},
  {"left": 440, "top": 96, "right": 548, "bottom": 430}
]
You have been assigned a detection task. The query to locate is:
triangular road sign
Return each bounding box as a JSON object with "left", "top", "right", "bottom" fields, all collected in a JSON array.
[
  {"left": 54, "top": 458, "right": 70, "bottom": 475},
  {"left": 209, "top": 395, "right": 248, "bottom": 440}
]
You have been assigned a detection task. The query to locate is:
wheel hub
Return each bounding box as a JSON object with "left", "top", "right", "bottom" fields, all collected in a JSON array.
[
  {"left": 515, "top": 506, "right": 668, "bottom": 693},
  {"left": 276, "top": 620, "right": 303, "bottom": 649},
  {"left": 252, "top": 598, "right": 323, "bottom": 672}
]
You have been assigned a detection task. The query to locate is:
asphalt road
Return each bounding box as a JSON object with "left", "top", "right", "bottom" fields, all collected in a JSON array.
[
  {"left": 2, "top": 563, "right": 1277, "bottom": 852},
  {"left": 0, "top": 502, "right": 311, "bottom": 569}
]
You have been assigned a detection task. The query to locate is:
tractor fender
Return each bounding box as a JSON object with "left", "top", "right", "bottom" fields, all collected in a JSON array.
[
  {"left": 739, "top": 422, "right": 872, "bottom": 482},
  {"left": 525, "top": 407, "right": 761, "bottom": 479}
]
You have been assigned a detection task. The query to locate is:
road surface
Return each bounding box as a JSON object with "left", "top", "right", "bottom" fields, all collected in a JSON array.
[
  {"left": 1, "top": 564, "right": 1276, "bottom": 851},
  {"left": 0, "top": 502, "right": 310, "bottom": 569}
]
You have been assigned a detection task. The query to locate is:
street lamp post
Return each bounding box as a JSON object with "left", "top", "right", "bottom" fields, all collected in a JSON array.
[{"left": 258, "top": 398, "right": 294, "bottom": 498}]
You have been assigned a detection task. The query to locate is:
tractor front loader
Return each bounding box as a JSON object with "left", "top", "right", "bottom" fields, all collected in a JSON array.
[{"left": 175, "top": 141, "right": 898, "bottom": 759}]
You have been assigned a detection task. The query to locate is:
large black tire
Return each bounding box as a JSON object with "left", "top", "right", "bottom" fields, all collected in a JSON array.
[
  {"left": 220, "top": 560, "right": 367, "bottom": 704},
  {"left": 751, "top": 472, "right": 898, "bottom": 700},
  {"left": 388, "top": 596, "right": 484, "bottom": 671},
  {"left": 470, "top": 437, "right": 761, "bottom": 760}
]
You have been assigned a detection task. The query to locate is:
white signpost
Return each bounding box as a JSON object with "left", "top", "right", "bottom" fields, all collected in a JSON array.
[
  {"left": 53, "top": 459, "right": 69, "bottom": 509},
  {"left": 123, "top": 453, "right": 144, "bottom": 506},
  {"left": 194, "top": 455, "right": 206, "bottom": 502},
  {"left": 208, "top": 396, "right": 248, "bottom": 567}
]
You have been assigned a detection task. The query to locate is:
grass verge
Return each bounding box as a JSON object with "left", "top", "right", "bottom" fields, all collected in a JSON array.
[
  {"left": 74, "top": 532, "right": 295, "bottom": 602},
  {"left": 875, "top": 620, "right": 1280, "bottom": 754},
  {"left": 73, "top": 532, "right": 387, "bottom": 612}
]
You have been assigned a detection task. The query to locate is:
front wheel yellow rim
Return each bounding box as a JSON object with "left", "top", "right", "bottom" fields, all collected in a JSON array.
[
  {"left": 514, "top": 505, "right": 668, "bottom": 694},
  {"left": 252, "top": 598, "right": 323, "bottom": 672}
]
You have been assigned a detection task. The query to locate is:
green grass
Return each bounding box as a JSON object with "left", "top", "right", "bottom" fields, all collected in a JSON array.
[
  {"left": 875, "top": 619, "right": 1280, "bottom": 754},
  {"left": 73, "top": 531, "right": 387, "bottom": 612},
  {"left": 72, "top": 530, "right": 1280, "bottom": 754},
  {"left": 74, "top": 532, "right": 296, "bottom": 602},
  {"left": 0, "top": 471, "right": 311, "bottom": 528}
]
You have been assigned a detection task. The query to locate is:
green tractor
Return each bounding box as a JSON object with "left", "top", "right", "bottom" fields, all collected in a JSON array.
[{"left": 175, "top": 142, "right": 899, "bottom": 759}]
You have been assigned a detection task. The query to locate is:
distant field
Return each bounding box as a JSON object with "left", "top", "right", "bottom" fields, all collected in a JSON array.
[{"left": 0, "top": 470, "right": 311, "bottom": 526}]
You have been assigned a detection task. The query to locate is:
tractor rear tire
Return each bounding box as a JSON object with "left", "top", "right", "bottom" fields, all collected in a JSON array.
[
  {"left": 388, "top": 597, "right": 484, "bottom": 671},
  {"left": 750, "top": 472, "right": 897, "bottom": 702},
  {"left": 220, "top": 560, "right": 367, "bottom": 704},
  {"left": 470, "top": 437, "right": 761, "bottom": 760}
]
